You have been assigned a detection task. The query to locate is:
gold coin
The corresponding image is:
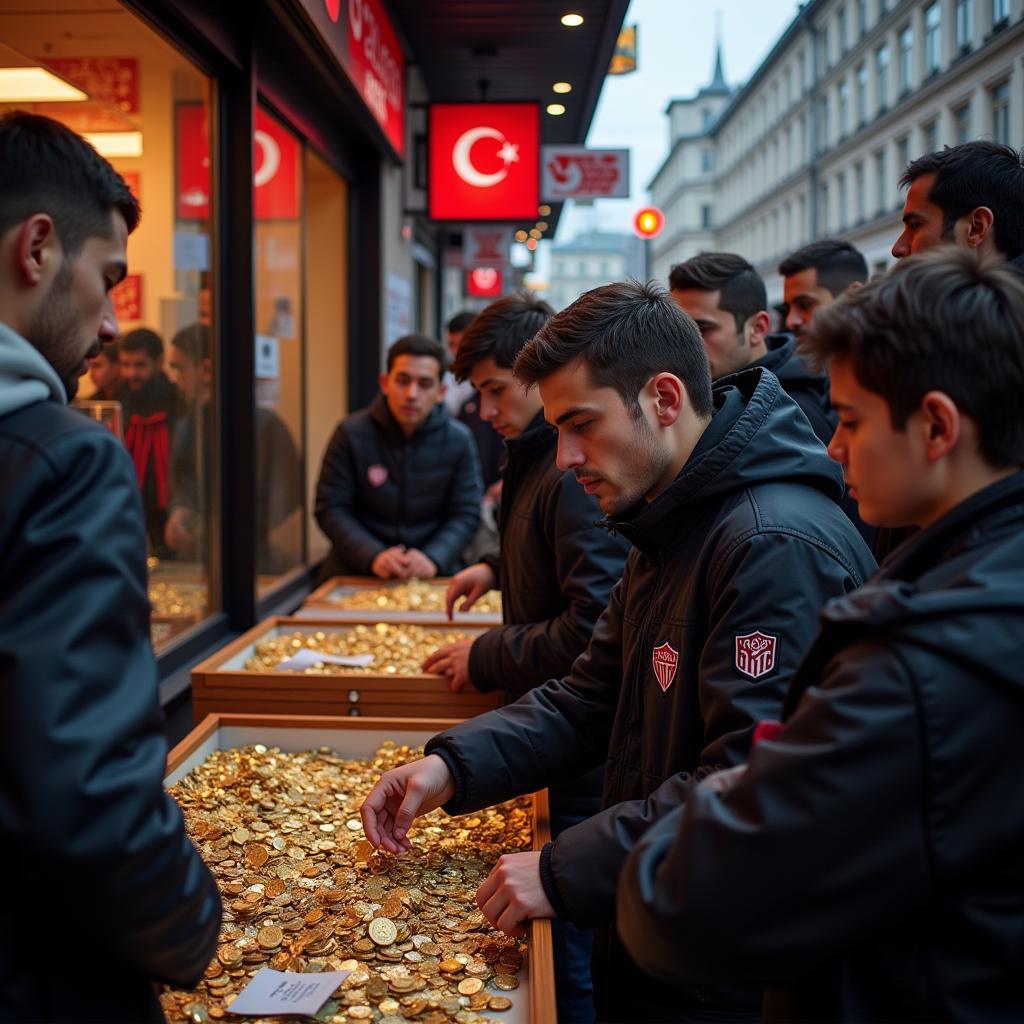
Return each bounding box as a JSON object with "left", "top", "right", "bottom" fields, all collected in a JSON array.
[
  {"left": 367, "top": 917, "right": 398, "bottom": 946},
  {"left": 257, "top": 926, "right": 283, "bottom": 950},
  {"left": 493, "top": 974, "right": 519, "bottom": 991},
  {"left": 439, "top": 959, "right": 463, "bottom": 974},
  {"left": 458, "top": 978, "right": 483, "bottom": 995},
  {"left": 347, "top": 1006, "right": 372, "bottom": 1020},
  {"left": 217, "top": 945, "right": 243, "bottom": 967},
  {"left": 489, "top": 995, "right": 513, "bottom": 1011}
]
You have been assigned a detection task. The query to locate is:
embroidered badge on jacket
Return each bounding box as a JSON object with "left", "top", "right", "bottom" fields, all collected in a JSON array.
[
  {"left": 734, "top": 631, "right": 778, "bottom": 679},
  {"left": 367, "top": 464, "right": 388, "bottom": 488},
  {"left": 652, "top": 640, "right": 679, "bottom": 693}
]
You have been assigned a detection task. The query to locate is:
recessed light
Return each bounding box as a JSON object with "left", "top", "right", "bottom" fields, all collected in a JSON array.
[
  {"left": 515, "top": 229, "right": 529, "bottom": 242},
  {"left": 0, "top": 66, "right": 87, "bottom": 102},
  {"left": 538, "top": 204, "right": 552, "bottom": 216},
  {"left": 526, "top": 238, "right": 538, "bottom": 250},
  {"left": 536, "top": 221, "right": 549, "bottom": 231},
  {"left": 546, "top": 103, "right": 566, "bottom": 116},
  {"left": 552, "top": 82, "right": 572, "bottom": 94},
  {"left": 529, "top": 228, "right": 542, "bottom": 239},
  {"left": 561, "top": 13, "right": 584, "bottom": 27},
  {"left": 83, "top": 131, "right": 144, "bottom": 158}
]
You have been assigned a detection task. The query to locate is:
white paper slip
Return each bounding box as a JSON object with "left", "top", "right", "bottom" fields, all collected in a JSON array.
[
  {"left": 226, "top": 968, "right": 350, "bottom": 1016},
  {"left": 276, "top": 649, "right": 375, "bottom": 672}
]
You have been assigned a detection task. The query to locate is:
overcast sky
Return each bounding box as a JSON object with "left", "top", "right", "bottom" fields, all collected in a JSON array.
[{"left": 555, "top": 0, "right": 802, "bottom": 242}]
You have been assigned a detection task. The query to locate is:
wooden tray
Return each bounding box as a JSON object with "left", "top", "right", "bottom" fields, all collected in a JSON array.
[
  {"left": 299, "top": 576, "right": 503, "bottom": 625},
  {"left": 191, "top": 616, "right": 504, "bottom": 723},
  {"left": 165, "top": 713, "right": 556, "bottom": 1024}
]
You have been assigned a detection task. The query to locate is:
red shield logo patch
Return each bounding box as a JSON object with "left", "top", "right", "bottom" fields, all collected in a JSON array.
[
  {"left": 735, "top": 631, "right": 778, "bottom": 680},
  {"left": 367, "top": 464, "right": 388, "bottom": 488},
  {"left": 652, "top": 641, "right": 679, "bottom": 694}
]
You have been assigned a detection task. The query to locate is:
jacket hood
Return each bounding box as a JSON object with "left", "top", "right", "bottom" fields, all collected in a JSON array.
[
  {"left": 368, "top": 392, "right": 448, "bottom": 441},
  {"left": 614, "top": 366, "right": 843, "bottom": 552},
  {"left": 812, "top": 471, "right": 1024, "bottom": 696},
  {"left": 0, "top": 320, "right": 67, "bottom": 418},
  {"left": 755, "top": 333, "right": 829, "bottom": 394},
  {"left": 505, "top": 409, "right": 554, "bottom": 454}
]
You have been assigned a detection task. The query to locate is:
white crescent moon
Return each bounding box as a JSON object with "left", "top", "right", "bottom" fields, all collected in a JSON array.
[
  {"left": 452, "top": 126, "right": 508, "bottom": 188},
  {"left": 253, "top": 129, "right": 280, "bottom": 188}
]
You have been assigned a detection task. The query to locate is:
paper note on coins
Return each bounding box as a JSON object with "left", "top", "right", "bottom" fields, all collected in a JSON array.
[
  {"left": 276, "top": 649, "right": 375, "bottom": 672},
  {"left": 225, "top": 968, "right": 350, "bottom": 1015}
]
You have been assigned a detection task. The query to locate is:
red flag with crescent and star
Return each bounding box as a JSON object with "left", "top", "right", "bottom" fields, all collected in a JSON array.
[{"left": 428, "top": 103, "right": 539, "bottom": 221}]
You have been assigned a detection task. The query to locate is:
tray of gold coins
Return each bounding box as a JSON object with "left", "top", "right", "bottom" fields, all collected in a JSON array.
[
  {"left": 299, "top": 578, "right": 503, "bottom": 625},
  {"left": 191, "top": 617, "right": 504, "bottom": 723},
  {"left": 149, "top": 575, "right": 208, "bottom": 649},
  {"left": 161, "top": 714, "right": 556, "bottom": 1024}
]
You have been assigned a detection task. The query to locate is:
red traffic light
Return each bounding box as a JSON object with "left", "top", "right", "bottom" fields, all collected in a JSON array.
[{"left": 633, "top": 206, "right": 665, "bottom": 239}]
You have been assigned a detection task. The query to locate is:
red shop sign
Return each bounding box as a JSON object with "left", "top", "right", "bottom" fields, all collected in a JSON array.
[
  {"left": 466, "top": 267, "right": 503, "bottom": 298},
  {"left": 44, "top": 57, "right": 139, "bottom": 113},
  {"left": 112, "top": 274, "right": 143, "bottom": 323},
  {"left": 429, "top": 103, "right": 539, "bottom": 222}
]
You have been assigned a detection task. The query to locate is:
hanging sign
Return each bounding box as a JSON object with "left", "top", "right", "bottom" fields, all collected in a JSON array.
[
  {"left": 463, "top": 227, "right": 513, "bottom": 267},
  {"left": 541, "top": 147, "right": 630, "bottom": 201}
]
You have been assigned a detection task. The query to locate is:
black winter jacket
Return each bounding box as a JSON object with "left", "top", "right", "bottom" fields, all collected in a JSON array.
[
  {"left": 753, "top": 333, "right": 875, "bottom": 544},
  {"left": 427, "top": 368, "right": 876, "bottom": 1021},
  {"left": 618, "top": 471, "right": 1024, "bottom": 1023},
  {"left": 315, "top": 395, "right": 483, "bottom": 577},
  {"left": 469, "top": 412, "right": 629, "bottom": 697},
  {"left": 0, "top": 333, "right": 221, "bottom": 1021}
]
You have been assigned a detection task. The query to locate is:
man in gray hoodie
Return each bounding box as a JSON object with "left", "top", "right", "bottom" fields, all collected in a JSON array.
[{"left": 0, "top": 112, "right": 221, "bottom": 1021}]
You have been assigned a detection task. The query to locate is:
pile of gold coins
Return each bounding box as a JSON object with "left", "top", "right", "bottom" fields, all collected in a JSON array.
[
  {"left": 161, "top": 742, "right": 534, "bottom": 1023},
  {"left": 244, "top": 625, "right": 475, "bottom": 676},
  {"left": 329, "top": 581, "right": 501, "bottom": 616},
  {"left": 149, "top": 580, "right": 208, "bottom": 618}
]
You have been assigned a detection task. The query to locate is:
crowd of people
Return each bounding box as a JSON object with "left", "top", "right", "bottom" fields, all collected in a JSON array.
[{"left": 1, "top": 106, "right": 1023, "bottom": 1024}]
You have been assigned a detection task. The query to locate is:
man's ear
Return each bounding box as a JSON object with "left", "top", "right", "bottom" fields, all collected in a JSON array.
[
  {"left": 15, "top": 214, "right": 60, "bottom": 287},
  {"left": 919, "top": 390, "right": 961, "bottom": 462},
  {"left": 379, "top": 370, "right": 389, "bottom": 393},
  {"left": 648, "top": 372, "right": 685, "bottom": 427},
  {"left": 963, "top": 206, "right": 995, "bottom": 251},
  {"left": 746, "top": 310, "right": 772, "bottom": 346}
]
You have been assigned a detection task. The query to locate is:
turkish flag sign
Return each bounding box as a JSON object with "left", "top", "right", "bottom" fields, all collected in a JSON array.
[
  {"left": 429, "top": 103, "right": 539, "bottom": 221},
  {"left": 466, "top": 267, "right": 503, "bottom": 297}
]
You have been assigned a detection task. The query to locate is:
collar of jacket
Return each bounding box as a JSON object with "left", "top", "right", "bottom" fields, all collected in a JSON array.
[
  {"left": 603, "top": 365, "right": 844, "bottom": 559},
  {"left": 504, "top": 409, "right": 554, "bottom": 456},
  {"left": 0, "top": 319, "right": 67, "bottom": 418},
  {"left": 752, "top": 331, "right": 826, "bottom": 392},
  {"left": 368, "top": 392, "right": 446, "bottom": 443}
]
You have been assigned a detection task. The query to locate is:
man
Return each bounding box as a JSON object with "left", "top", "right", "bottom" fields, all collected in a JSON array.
[
  {"left": 119, "top": 326, "right": 179, "bottom": 556},
  {"left": 892, "top": 140, "right": 1024, "bottom": 267},
  {"left": 618, "top": 248, "right": 1024, "bottom": 1022},
  {"left": 315, "top": 333, "right": 482, "bottom": 580},
  {"left": 423, "top": 292, "right": 630, "bottom": 1023},
  {"left": 442, "top": 309, "right": 476, "bottom": 415},
  {"left": 778, "top": 238, "right": 868, "bottom": 338},
  {"left": 361, "top": 282, "right": 875, "bottom": 1022},
  {"left": 0, "top": 112, "right": 220, "bottom": 1020},
  {"left": 85, "top": 337, "right": 122, "bottom": 400}
]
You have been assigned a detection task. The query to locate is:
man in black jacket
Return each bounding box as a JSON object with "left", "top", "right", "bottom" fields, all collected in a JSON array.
[
  {"left": 423, "top": 292, "right": 630, "bottom": 1022},
  {"left": 361, "top": 281, "right": 875, "bottom": 1022},
  {"left": 618, "top": 248, "right": 1024, "bottom": 1022},
  {"left": 0, "top": 112, "right": 220, "bottom": 1021},
  {"left": 315, "top": 334, "right": 482, "bottom": 579},
  {"left": 670, "top": 251, "right": 873, "bottom": 543}
]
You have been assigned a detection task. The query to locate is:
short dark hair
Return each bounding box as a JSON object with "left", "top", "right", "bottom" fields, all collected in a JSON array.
[
  {"left": 386, "top": 333, "right": 445, "bottom": 377},
  {"left": 119, "top": 328, "right": 163, "bottom": 361},
  {"left": 93, "top": 339, "right": 120, "bottom": 364},
  {"left": 446, "top": 310, "right": 476, "bottom": 335},
  {"left": 0, "top": 112, "right": 139, "bottom": 258},
  {"left": 668, "top": 252, "right": 767, "bottom": 331},
  {"left": 778, "top": 239, "right": 868, "bottom": 296},
  {"left": 450, "top": 293, "right": 554, "bottom": 382},
  {"left": 172, "top": 323, "right": 211, "bottom": 364},
  {"left": 514, "top": 279, "right": 713, "bottom": 420},
  {"left": 900, "top": 141, "right": 1024, "bottom": 259},
  {"left": 802, "top": 247, "right": 1024, "bottom": 468}
]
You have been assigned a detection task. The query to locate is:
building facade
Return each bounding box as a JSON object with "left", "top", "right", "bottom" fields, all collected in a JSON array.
[
  {"left": 547, "top": 230, "right": 647, "bottom": 311},
  {"left": 650, "top": 0, "right": 1024, "bottom": 297}
]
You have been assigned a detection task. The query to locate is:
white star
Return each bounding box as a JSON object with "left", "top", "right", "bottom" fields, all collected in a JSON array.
[{"left": 497, "top": 140, "right": 520, "bottom": 165}]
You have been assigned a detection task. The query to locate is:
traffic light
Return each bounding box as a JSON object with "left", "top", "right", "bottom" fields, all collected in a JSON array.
[{"left": 633, "top": 206, "right": 665, "bottom": 239}]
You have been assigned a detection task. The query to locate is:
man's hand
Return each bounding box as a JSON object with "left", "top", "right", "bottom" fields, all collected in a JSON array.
[
  {"left": 475, "top": 852, "right": 554, "bottom": 937},
  {"left": 404, "top": 548, "right": 438, "bottom": 579},
  {"left": 360, "top": 754, "right": 455, "bottom": 854},
  {"left": 445, "top": 563, "right": 497, "bottom": 619},
  {"left": 372, "top": 546, "right": 411, "bottom": 579},
  {"left": 165, "top": 507, "right": 196, "bottom": 553},
  {"left": 422, "top": 637, "right": 477, "bottom": 692}
]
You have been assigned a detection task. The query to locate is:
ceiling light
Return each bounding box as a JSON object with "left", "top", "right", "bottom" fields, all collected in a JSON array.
[
  {"left": 546, "top": 103, "right": 566, "bottom": 116},
  {"left": 529, "top": 228, "right": 542, "bottom": 239},
  {"left": 561, "top": 13, "right": 584, "bottom": 27},
  {"left": 538, "top": 204, "right": 552, "bottom": 216},
  {"left": 0, "top": 66, "right": 87, "bottom": 102},
  {"left": 83, "top": 131, "right": 143, "bottom": 158},
  {"left": 515, "top": 229, "right": 529, "bottom": 242},
  {"left": 536, "top": 221, "right": 549, "bottom": 231},
  {"left": 552, "top": 82, "right": 573, "bottom": 94},
  {"left": 526, "top": 238, "right": 538, "bottom": 250}
]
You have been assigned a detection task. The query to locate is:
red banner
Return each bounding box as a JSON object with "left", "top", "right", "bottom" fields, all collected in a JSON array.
[
  {"left": 429, "top": 104, "right": 539, "bottom": 222},
  {"left": 466, "top": 267, "right": 503, "bottom": 298},
  {"left": 44, "top": 57, "right": 138, "bottom": 113},
  {"left": 112, "top": 274, "right": 143, "bottom": 323}
]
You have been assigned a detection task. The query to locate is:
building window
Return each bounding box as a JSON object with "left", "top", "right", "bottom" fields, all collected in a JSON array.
[
  {"left": 857, "top": 0, "right": 869, "bottom": 36},
  {"left": 821, "top": 182, "right": 831, "bottom": 234},
  {"left": 855, "top": 162, "right": 866, "bottom": 221},
  {"left": 856, "top": 63, "right": 869, "bottom": 124},
  {"left": 922, "top": 118, "right": 939, "bottom": 154},
  {"left": 875, "top": 148, "right": 889, "bottom": 214},
  {"left": 924, "top": 3, "right": 941, "bottom": 73},
  {"left": 822, "top": 22, "right": 831, "bottom": 71},
  {"left": 820, "top": 94, "right": 831, "bottom": 149},
  {"left": 702, "top": 106, "right": 714, "bottom": 129},
  {"left": 954, "top": 102, "right": 972, "bottom": 143},
  {"left": 839, "top": 79, "right": 850, "bottom": 136},
  {"left": 701, "top": 204, "right": 713, "bottom": 229},
  {"left": 701, "top": 147, "right": 714, "bottom": 172},
  {"left": 899, "top": 24, "right": 913, "bottom": 93},
  {"left": 837, "top": 172, "right": 848, "bottom": 229},
  {"left": 992, "top": 80, "right": 1011, "bottom": 144},
  {"left": 876, "top": 43, "right": 891, "bottom": 108},
  {"left": 992, "top": 0, "right": 1009, "bottom": 26},
  {"left": 838, "top": 6, "right": 848, "bottom": 52},
  {"left": 896, "top": 135, "right": 910, "bottom": 179},
  {"left": 956, "top": 0, "right": 974, "bottom": 49}
]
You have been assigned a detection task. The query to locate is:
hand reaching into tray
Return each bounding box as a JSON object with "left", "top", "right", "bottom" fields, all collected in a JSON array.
[
  {"left": 445, "top": 563, "right": 497, "bottom": 618},
  {"left": 360, "top": 754, "right": 455, "bottom": 853}
]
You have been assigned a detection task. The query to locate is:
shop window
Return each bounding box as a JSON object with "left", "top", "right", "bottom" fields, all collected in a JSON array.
[{"left": 0, "top": 1, "right": 220, "bottom": 652}]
